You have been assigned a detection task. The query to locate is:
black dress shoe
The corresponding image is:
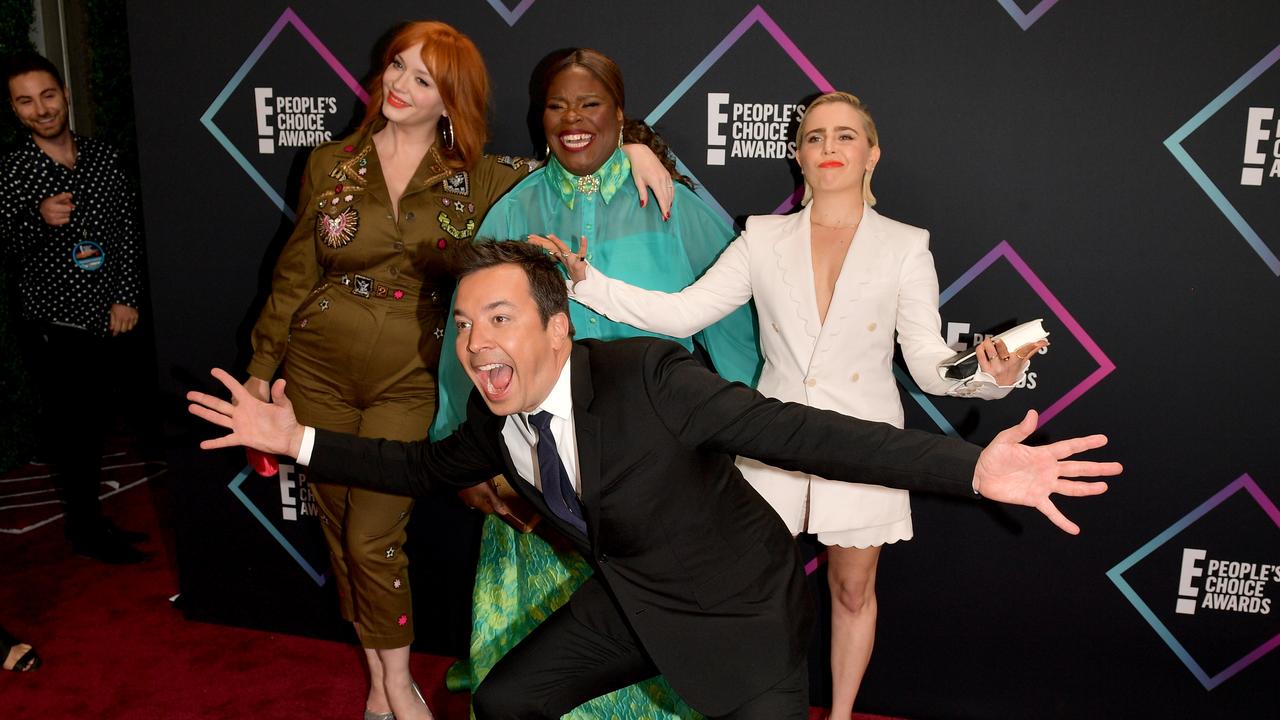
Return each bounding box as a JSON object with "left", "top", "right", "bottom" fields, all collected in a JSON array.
[
  {"left": 103, "top": 521, "right": 150, "bottom": 545},
  {"left": 72, "top": 535, "right": 148, "bottom": 564}
]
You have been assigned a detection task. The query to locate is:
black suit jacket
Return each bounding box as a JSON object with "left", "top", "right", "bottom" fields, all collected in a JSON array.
[{"left": 311, "top": 338, "right": 981, "bottom": 714}]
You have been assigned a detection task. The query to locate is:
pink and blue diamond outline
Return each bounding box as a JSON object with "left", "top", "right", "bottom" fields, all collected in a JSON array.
[
  {"left": 898, "top": 240, "right": 1115, "bottom": 437},
  {"left": 200, "top": 8, "right": 369, "bottom": 221},
  {"left": 1165, "top": 42, "right": 1280, "bottom": 277},
  {"left": 995, "top": 0, "right": 1061, "bottom": 31},
  {"left": 486, "top": 0, "right": 537, "bottom": 26},
  {"left": 1106, "top": 474, "right": 1280, "bottom": 689},
  {"left": 644, "top": 5, "right": 833, "bottom": 228},
  {"left": 228, "top": 465, "right": 327, "bottom": 586}
]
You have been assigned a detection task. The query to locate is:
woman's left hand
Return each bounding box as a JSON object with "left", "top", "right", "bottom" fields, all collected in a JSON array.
[
  {"left": 528, "top": 233, "right": 589, "bottom": 284},
  {"left": 621, "top": 143, "right": 674, "bottom": 219},
  {"left": 975, "top": 337, "right": 1049, "bottom": 386}
]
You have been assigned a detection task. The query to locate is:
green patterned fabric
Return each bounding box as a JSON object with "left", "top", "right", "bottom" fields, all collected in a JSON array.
[
  {"left": 447, "top": 518, "right": 702, "bottom": 719},
  {"left": 543, "top": 148, "right": 631, "bottom": 208}
]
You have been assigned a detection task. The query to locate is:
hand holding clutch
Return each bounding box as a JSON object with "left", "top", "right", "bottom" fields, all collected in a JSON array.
[{"left": 939, "top": 319, "right": 1049, "bottom": 383}]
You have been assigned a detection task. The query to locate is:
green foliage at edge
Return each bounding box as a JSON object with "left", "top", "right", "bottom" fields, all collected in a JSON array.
[
  {"left": 0, "top": 0, "right": 37, "bottom": 471},
  {"left": 0, "top": 0, "right": 35, "bottom": 149},
  {"left": 86, "top": 0, "right": 138, "bottom": 167}
]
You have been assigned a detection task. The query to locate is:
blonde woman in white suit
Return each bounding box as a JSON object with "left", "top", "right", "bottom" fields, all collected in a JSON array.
[{"left": 532, "top": 91, "right": 1046, "bottom": 718}]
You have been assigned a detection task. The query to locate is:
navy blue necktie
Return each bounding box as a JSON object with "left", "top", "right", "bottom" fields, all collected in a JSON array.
[{"left": 528, "top": 411, "right": 587, "bottom": 534}]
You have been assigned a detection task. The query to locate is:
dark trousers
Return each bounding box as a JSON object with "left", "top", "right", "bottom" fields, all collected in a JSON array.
[
  {"left": 21, "top": 320, "right": 110, "bottom": 540},
  {"left": 471, "top": 581, "right": 809, "bottom": 719}
]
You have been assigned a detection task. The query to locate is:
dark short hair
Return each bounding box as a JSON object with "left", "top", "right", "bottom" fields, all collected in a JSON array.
[
  {"left": 453, "top": 241, "right": 574, "bottom": 335},
  {"left": 4, "top": 51, "right": 64, "bottom": 90}
]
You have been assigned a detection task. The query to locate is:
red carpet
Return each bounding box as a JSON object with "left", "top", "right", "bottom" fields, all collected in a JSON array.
[{"left": 0, "top": 443, "right": 889, "bottom": 719}]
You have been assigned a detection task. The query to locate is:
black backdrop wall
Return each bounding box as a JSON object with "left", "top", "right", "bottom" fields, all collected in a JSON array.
[{"left": 126, "top": 2, "right": 1278, "bottom": 716}]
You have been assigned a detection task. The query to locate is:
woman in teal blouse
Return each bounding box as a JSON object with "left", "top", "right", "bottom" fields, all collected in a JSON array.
[{"left": 431, "top": 48, "right": 761, "bottom": 719}]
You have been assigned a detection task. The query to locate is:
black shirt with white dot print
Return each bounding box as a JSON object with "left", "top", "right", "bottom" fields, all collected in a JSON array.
[{"left": 2, "top": 133, "right": 144, "bottom": 336}]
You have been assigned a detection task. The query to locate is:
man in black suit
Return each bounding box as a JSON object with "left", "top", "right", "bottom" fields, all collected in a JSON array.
[{"left": 188, "top": 241, "right": 1119, "bottom": 719}]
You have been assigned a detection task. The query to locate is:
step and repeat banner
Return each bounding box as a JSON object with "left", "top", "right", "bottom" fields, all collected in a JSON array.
[{"left": 127, "top": 1, "right": 1277, "bottom": 716}]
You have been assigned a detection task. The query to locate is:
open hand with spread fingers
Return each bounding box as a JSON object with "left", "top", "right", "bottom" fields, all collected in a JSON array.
[
  {"left": 973, "top": 409, "right": 1121, "bottom": 534},
  {"left": 186, "top": 368, "right": 306, "bottom": 458}
]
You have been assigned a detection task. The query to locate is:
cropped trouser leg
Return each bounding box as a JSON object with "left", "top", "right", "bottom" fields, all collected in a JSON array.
[{"left": 283, "top": 292, "right": 438, "bottom": 649}]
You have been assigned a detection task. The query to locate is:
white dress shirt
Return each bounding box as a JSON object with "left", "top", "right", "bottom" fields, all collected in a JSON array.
[{"left": 501, "top": 360, "right": 581, "bottom": 497}]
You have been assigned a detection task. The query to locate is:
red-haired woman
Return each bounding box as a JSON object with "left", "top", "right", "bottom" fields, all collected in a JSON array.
[{"left": 244, "top": 22, "right": 672, "bottom": 720}]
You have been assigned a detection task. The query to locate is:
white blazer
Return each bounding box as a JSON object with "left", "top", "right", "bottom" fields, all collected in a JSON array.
[{"left": 572, "top": 204, "right": 1013, "bottom": 545}]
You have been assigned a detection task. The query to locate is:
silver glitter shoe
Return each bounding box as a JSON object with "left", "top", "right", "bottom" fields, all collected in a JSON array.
[
  {"left": 363, "top": 711, "right": 394, "bottom": 720},
  {"left": 412, "top": 682, "right": 434, "bottom": 720}
]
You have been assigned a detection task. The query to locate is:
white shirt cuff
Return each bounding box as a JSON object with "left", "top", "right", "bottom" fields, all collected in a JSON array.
[
  {"left": 566, "top": 264, "right": 602, "bottom": 296},
  {"left": 295, "top": 426, "right": 316, "bottom": 466}
]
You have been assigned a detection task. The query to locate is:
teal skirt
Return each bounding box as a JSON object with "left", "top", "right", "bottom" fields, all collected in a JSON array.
[{"left": 448, "top": 515, "right": 701, "bottom": 719}]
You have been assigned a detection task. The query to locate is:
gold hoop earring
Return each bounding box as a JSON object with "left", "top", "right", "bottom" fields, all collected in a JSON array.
[
  {"left": 440, "top": 115, "right": 455, "bottom": 151},
  {"left": 617, "top": 127, "right": 623, "bottom": 148}
]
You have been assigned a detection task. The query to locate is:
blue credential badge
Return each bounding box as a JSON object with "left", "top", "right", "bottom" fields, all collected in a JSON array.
[{"left": 72, "top": 240, "right": 105, "bottom": 271}]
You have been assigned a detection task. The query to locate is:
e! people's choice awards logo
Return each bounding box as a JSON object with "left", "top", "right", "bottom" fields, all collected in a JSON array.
[
  {"left": 229, "top": 462, "right": 328, "bottom": 586},
  {"left": 1167, "top": 43, "right": 1280, "bottom": 276},
  {"left": 1241, "top": 106, "right": 1280, "bottom": 187},
  {"left": 704, "top": 94, "right": 804, "bottom": 166},
  {"left": 202, "top": 8, "right": 368, "bottom": 221},
  {"left": 1175, "top": 549, "right": 1276, "bottom": 616},
  {"left": 1108, "top": 474, "right": 1280, "bottom": 690},
  {"left": 252, "top": 91, "right": 340, "bottom": 154}
]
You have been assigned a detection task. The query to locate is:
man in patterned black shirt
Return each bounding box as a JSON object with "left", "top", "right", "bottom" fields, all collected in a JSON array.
[{"left": 3, "top": 52, "right": 147, "bottom": 563}]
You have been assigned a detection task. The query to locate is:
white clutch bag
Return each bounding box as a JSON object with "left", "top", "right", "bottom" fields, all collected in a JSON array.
[{"left": 937, "top": 319, "right": 1049, "bottom": 382}]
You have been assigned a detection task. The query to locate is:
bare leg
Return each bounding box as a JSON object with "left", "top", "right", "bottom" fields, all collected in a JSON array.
[
  {"left": 827, "top": 544, "right": 881, "bottom": 720},
  {"left": 355, "top": 623, "right": 391, "bottom": 715},
  {"left": 377, "top": 644, "right": 433, "bottom": 720}
]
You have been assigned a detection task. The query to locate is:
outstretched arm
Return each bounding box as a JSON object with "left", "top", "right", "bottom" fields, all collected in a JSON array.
[
  {"left": 187, "top": 369, "right": 305, "bottom": 456},
  {"left": 188, "top": 369, "right": 500, "bottom": 497},
  {"left": 972, "top": 409, "right": 1117, "bottom": 534},
  {"left": 642, "top": 344, "right": 1119, "bottom": 534}
]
